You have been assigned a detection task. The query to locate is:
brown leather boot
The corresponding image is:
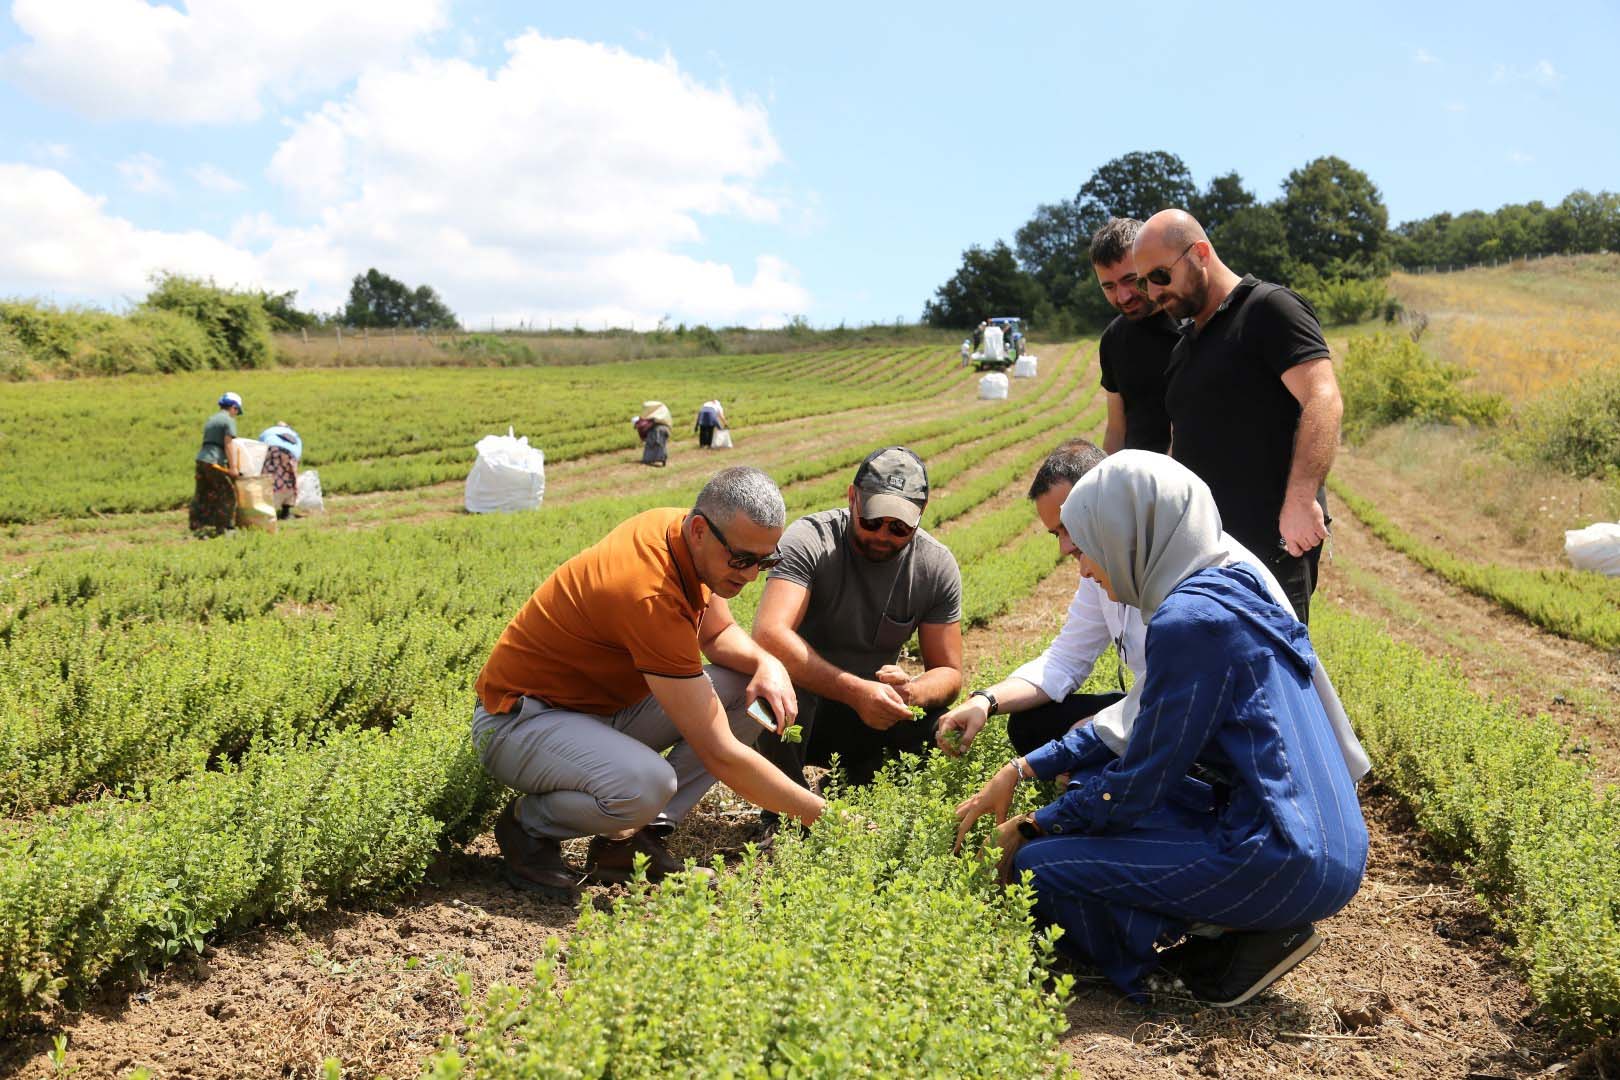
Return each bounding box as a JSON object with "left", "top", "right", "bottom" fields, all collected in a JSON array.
[
  {"left": 584, "top": 826, "right": 688, "bottom": 884},
  {"left": 493, "top": 799, "right": 581, "bottom": 901}
]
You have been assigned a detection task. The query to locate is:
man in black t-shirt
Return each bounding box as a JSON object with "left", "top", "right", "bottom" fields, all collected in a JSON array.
[
  {"left": 1133, "top": 209, "right": 1343, "bottom": 624},
  {"left": 1089, "top": 217, "right": 1179, "bottom": 454}
]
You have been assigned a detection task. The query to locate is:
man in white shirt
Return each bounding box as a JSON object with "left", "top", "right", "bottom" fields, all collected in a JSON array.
[{"left": 936, "top": 439, "right": 1144, "bottom": 761}]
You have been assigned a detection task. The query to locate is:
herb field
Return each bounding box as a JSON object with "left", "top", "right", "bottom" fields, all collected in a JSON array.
[{"left": 3, "top": 335, "right": 1618, "bottom": 1077}]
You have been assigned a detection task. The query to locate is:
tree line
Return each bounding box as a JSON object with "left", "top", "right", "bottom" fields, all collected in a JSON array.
[
  {"left": 260, "top": 268, "right": 459, "bottom": 332},
  {"left": 923, "top": 150, "right": 1619, "bottom": 332}
]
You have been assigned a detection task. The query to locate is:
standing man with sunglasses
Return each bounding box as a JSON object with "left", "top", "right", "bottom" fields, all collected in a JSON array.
[
  {"left": 1091, "top": 218, "right": 1179, "bottom": 455},
  {"left": 1134, "top": 209, "right": 1343, "bottom": 624},
  {"left": 753, "top": 447, "right": 963, "bottom": 820},
  {"left": 472, "top": 466, "right": 824, "bottom": 900}
]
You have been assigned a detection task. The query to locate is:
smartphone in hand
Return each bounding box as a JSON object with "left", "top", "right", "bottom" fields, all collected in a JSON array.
[{"left": 747, "top": 698, "right": 777, "bottom": 733}]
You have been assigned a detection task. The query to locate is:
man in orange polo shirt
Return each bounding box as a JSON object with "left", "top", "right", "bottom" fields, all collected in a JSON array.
[{"left": 474, "top": 466, "right": 825, "bottom": 899}]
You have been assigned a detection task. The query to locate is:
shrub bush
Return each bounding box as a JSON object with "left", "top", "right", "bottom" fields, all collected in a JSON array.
[
  {"left": 1503, "top": 368, "right": 1620, "bottom": 479},
  {"left": 140, "top": 274, "right": 274, "bottom": 370},
  {"left": 1298, "top": 276, "right": 1392, "bottom": 325},
  {"left": 1340, "top": 332, "right": 1507, "bottom": 443}
]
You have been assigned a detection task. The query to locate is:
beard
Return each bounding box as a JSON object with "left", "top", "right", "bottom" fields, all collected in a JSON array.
[
  {"left": 1162, "top": 267, "right": 1210, "bottom": 320},
  {"left": 848, "top": 528, "right": 905, "bottom": 562}
]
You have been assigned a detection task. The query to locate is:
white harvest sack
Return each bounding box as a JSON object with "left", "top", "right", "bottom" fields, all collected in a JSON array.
[
  {"left": 1565, "top": 522, "right": 1620, "bottom": 576},
  {"left": 465, "top": 427, "right": 546, "bottom": 513},
  {"left": 982, "top": 325, "right": 1005, "bottom": 362},
  {"left": 1012, "top": 355, "right": 1038, "bottom": 378},
  {"left": 712, "top": 429, "right": 734, "bottom": 449},
  {"left": 233, "top": 437, "right": 269, "bottom": 477},
  {"left": 978, "top": 373, "right": 1009, "bottom": 400},
  {"left": 295, "top": 469, "right": 325, "bottom": 514}
]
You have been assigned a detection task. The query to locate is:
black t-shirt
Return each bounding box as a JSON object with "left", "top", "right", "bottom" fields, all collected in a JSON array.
[
  {"left": 1097, "top": 312, "right": 1180, "bottom": 453},
  {"left": 1164, "top": 276, "right": 1330, "bottom": 556}
]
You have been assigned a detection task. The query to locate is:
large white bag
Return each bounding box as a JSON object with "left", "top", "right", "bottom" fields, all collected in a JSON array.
[
  {"left": 712, "top": 429, "right": 734, "bottom": 449},
  {"left": 1565, "top": 522, "right": 1620, "bottom": 576},
  {"left": 982, "top": 325, "right": 1005, "bottom": 362},
  {"left": 465, "top": 427, "right": 546, "bottom": 513},
  {"left": 978, "top": 373, "right": 1009, "bottom": 400},
  {"left": 1012, "top": 355, "right": 1038, "bottom": 378},
  {"left": 295, "top": 469, "right": 325, "bottom": 514},
  {"left": 233, "top": 437, "right": 269, "bottom": 477}
]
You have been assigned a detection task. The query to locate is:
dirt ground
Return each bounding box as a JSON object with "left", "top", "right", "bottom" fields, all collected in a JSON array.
[{"left": 8, "top": 376, "right": 1620, "bottom": 1077}]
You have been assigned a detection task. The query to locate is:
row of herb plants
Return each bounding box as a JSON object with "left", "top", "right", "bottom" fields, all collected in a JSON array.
[{"left": 1329, "top": 476, "right": 1620, "bottom": 650}]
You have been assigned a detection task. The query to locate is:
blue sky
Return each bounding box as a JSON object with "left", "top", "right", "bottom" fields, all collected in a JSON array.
[{"left": 1, "top": 0, "right": 1613, "bottom": 328}]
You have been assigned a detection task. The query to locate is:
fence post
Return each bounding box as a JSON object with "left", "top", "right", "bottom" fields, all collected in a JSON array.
[
  {"left": 301, "top": 327, "right": 308, "bottom": 345},
  {"left": 335, "top": 325, "right": 342, "bottom": 347}
]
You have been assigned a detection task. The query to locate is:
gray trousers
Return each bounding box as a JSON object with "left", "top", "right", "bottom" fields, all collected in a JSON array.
[{"left": 472, "top": 665, "right": 759, "bottom": 841}]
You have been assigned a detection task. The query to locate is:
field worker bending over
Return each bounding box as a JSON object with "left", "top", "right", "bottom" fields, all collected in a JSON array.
[
  {"left": 753, "top": 447, "right": 963, "bottom": 831},
  {"left": 473, "top": 467, "right": 824, "bottom": 901},
  {"left": 955, "top": 452, "right": 1368, "bottom": 1008},
  {"left": 935, "top": 439, "right": 1367, "bottom": 777}
]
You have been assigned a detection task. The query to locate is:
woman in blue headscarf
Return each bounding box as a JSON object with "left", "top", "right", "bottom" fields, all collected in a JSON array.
[{"left": 955, "top": 451, "right": 1367, "bottom": 1007}]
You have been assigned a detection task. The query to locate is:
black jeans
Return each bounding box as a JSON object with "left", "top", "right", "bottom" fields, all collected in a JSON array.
[
  {"left": 758, "top": 697, "right": 941, "bottom": 822},
  {"left": 1262, "top": 543, "right": 1322, "bottom": 627},
  {"left": 1006, "top": 692, "right": 1127, "bottom": 758}
]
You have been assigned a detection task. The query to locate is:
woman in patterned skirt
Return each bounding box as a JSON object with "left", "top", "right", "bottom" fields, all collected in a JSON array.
[{"left": 190, "top": 391, "right": 243, "bottom": 536}]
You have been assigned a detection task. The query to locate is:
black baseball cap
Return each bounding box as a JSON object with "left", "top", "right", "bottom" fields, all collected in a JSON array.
[{"left": 852, "top": 446, "right": 929, "bottom": 527}]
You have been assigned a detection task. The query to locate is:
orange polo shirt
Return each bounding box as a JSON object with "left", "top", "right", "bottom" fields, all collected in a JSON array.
[{"left": 475, "top": 508, "right": 711, "bottom": 717}]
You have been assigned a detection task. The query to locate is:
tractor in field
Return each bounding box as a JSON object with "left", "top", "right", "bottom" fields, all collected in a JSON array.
[{"left": 971, "top": 316, "right": 1024, "bottom": 371}]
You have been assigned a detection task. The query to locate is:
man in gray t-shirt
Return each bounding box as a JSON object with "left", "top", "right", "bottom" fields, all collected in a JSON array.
[{"left": 754, "top": 446, "right": 964, "bottom": 806}]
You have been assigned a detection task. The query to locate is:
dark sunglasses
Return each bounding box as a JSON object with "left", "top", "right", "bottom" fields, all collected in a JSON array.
[
  {"left": 858, "top": 516, "right": 916, "bottom": 539},
  {"left": 698, "top": 512, "right": 784, "bottom": 570},
  {"left": 1134, "top": 241, "right": 1196, "bottom": 293}
]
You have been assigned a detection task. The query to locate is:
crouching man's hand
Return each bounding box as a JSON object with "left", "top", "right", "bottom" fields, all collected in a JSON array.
[{"left": 747, "top": 654, "right": 798, "bottom": 736}]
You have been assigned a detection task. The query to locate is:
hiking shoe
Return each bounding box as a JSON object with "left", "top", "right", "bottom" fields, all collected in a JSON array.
[
  {"left": 492, "top": 799, "right": 581, "bottom": 901},
  {"left": 584, "top": 826, "right": 686, "bottom": 884},
  {"left": 1162, "top": 924, "right": 1322, "bottom": 1007}
]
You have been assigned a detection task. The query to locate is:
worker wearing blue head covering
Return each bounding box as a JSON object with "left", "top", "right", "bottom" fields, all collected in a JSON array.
[{"left": 258, "top": 421, "right": 303, "bottom": 519}]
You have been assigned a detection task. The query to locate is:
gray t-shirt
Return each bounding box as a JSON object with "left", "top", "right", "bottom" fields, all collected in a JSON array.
[
  {"left": 196, "top": 409, "right": 237, "bottom": 466},
  {"left": 769, "top": 508, "right": 962, "bottom": 677}
]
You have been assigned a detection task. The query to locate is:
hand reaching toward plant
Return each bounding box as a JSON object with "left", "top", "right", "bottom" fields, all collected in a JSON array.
[{"left": 953, "top": 762, "right": 1019, "bottom": 852}]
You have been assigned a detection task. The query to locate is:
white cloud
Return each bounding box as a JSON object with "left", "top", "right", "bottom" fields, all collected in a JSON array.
[
  {"left": 5, "top": 0, "right": 449, "bottom": 124},
  {"left": 0, "top": 164, "right": 264, "bottom": 300},
  {"left": 190, "top": 163, "right": 244, "bottom": 192},
  {"left": 1442, "top": 101, "right": 1466, "bottom": 113},
  {"left": 259, "top": 33, "right": 809, "bottom": 326},
  {"left": 116, "top": 152, "right": 169, "bottom": 194},
  {"left": 1508, "top": 151, "right": 1535, "bottom": 164},
  {"left": 1413, "top": 47, "right": 1439, "bottom": 64},
  {"left": 1491, "top": 59, "right": 1563, "bottom": 86},
  {"left": 0, "top": 34, "right": 811, "bottom": 328},
  {"left": 32, "top": 141, "right": 72, "bottom": 162}
]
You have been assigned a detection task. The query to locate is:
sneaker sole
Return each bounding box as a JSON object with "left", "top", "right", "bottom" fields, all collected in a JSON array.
[{"left": 1202, "top": 930, "right": 1322, "bottom": 1008}]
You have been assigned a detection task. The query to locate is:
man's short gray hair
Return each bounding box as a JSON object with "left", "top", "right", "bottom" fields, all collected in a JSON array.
[{"left": 694, "top": 466, "right": 787, "bottom": 529}]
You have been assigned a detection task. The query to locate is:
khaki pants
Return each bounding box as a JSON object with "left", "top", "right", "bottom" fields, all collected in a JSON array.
[{"left": 472, "top": 665, "right": 758, "bottom": 841}]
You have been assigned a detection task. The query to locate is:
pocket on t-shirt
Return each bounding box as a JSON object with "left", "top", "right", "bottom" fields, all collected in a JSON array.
[{"left": 874, "top": 614, "right": 918, "bottom": 651}]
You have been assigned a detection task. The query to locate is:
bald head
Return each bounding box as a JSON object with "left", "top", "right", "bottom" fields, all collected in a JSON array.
[
  {"left": 1137, "top": 209, "right": 1210, "bottom": 257},
  {"left": 1133, "top": 209, "right": 1230, "bottom": 323}
]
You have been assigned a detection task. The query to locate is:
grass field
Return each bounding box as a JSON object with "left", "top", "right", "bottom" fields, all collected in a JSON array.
[
  {"left": 4, "top": 314, "right": 1620, "bottom": 1076},
  {"left": 1391, "top": 253, "right": 1620, "bottom": 398}
]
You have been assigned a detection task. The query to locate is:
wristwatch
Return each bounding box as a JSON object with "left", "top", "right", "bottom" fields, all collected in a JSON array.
[
  {"left": 968, "top": 688, "right": 999, "bottom": 716},
  {"left": 1015, "top": 815, "right": 1042, "bottom": 840}
]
